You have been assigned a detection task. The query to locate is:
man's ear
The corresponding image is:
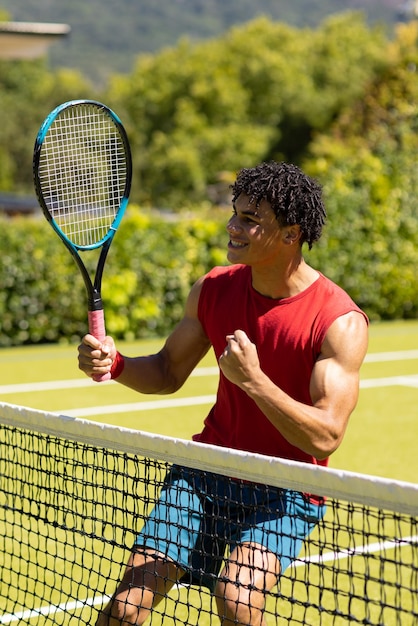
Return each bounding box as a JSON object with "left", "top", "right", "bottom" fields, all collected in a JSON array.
[{"left": 283, "top": 225, "right": 302, "bottom": 245}]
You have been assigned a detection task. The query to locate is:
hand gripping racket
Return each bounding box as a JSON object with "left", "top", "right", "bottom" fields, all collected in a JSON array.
[{"left": 33, "top": 99, "right": 132, "bottom": 381}]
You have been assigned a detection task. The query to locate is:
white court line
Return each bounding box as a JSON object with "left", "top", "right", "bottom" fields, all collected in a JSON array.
[
  {"left": 1, "top": 370, "right": 418, "bottom": 419},
  {"left": 64, "top": 395, "right": 217, "bottom": 417},
  {"left": 0, "top": 595, "right": 109, "bottom": 624},
  {"left": 360, "top": 374, "right": 418, "bottom": 389},
  {"left": 364, "top": 349, "right": 418, "bottom": 362},
  {"left": 0, "top": 366, "right": 219, "bottom": 394},
  {"left": 0, "top": 349, "right": 418, "bottom": 396},
  {"left": 40, "top": 374, "right": 418, "bottom": 417},
  {"left": 2, "top": 537, "right": 416, "bottom": 624},
  {"left": 294, "top": 534, "right": 418, "bottom": 567},
  {"left": 32, "top": 372, "right": 410, "bottom": 418}
]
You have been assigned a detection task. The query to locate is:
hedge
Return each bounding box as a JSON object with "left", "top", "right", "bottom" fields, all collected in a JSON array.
[
  {"left": 0, "top": 203, "right": 417, "bottom": 347},
  {"left": 0, "top": 209, "right": 226, "bottom": 347}
]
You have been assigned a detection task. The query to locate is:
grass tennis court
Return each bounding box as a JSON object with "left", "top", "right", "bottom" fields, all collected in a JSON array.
[
  {"left": 0, "top": 320, "right": 417, "bottom": 626},
  {"left": 1, "top": 402, "right": 417, "bottom": 626},
  {"left": 0, "top": 319, "right": 417, "bottom": 483}
]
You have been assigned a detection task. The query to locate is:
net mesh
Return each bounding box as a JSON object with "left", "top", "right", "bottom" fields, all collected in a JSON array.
[
  {"left": 1, "top": 401, "right": 417, "bottom": 626},
  {"left": 36, "top": 103, "right": 129, "bottom": 247}
]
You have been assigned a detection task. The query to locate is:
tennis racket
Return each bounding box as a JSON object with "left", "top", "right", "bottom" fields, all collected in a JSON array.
[{"left": 33, "top": 99, "right": 132, "bottom": 381}]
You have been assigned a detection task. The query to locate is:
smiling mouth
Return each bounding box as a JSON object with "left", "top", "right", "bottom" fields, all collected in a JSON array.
[{"left": 229, "top": 239, "right": 247, "bottom": 248}]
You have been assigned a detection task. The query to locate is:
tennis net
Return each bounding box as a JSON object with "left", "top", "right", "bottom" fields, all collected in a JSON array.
[{"left": 0, "top": 400, "right": 417, "bottom": 626}]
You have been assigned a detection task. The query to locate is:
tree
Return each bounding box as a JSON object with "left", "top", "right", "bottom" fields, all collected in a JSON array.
[
  {"left": 305, "top": 21, "right": 418, "bottom": 319},
  {"left": 0, "top": 59, "right": 95, "bottom": 193},
  {"left": 106, "top": 13, "right": 387, "bottom": 208}
]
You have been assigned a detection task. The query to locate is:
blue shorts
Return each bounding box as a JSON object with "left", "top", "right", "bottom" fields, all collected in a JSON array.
[{"left": 134, "top": 465, "right": 325, "bottom": 592}]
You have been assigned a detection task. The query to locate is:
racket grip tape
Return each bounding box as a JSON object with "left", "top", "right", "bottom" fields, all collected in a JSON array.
[{"left": 88, "top": 309, "right": 111, "bottom": 382}]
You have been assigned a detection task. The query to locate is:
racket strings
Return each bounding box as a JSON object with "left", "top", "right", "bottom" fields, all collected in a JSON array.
[{"left": 38, "top": 105, "right": 128, "bottom": 247}]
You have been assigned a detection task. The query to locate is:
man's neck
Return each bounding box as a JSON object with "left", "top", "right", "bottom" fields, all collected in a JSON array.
[{"left": 251, "top": 258, "right": 319, "bottom": 300}]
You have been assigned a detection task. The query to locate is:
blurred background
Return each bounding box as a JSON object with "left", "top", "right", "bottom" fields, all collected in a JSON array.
[{"left": 0, "top": 0, "right": 417, "bottom": 346}]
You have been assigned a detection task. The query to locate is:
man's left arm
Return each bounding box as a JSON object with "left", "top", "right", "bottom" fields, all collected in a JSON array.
[{"left": 219, "top": 311, "right": 368, "bottom": 460}]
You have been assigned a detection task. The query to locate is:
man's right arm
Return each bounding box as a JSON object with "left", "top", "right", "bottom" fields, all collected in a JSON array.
[{"left": 78, "top": 275, "right": 211, "bottom": 395}]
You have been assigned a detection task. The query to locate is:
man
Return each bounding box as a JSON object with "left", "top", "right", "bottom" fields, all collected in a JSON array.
[{"left": 78, "top": 161, "right": 368, "bottom": 626}]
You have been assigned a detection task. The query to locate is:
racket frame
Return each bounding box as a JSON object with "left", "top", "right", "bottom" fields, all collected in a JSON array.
[{"left": 33, "top": 99, "right": 132, "bottom": 314}]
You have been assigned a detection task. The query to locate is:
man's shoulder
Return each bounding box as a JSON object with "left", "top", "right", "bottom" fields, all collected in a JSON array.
[
  {"left": 199, "top": 265, "right": 250, "bottom": 313},
  {"left": 205, "top": 264, "right": 249, "bottom": 282},
  {"left": 207, "top": 264, "right": 246, "bottom": 276},
  {"left": 317, "top": 273, "right": 355, "bottom": 299},
  {"left": 316, "top": 273, "right": 368, "bottom": 323}
]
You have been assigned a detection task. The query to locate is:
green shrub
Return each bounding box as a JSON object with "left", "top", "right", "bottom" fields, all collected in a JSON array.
[
  {"left": 0, "top": 208, "right": 228, "bottom": 346},
  {"left": 1, "top": 195, "right": 417, "bottom": 347}
]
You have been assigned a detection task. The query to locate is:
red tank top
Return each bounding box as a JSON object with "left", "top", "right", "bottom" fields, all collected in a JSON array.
[{"left": 194, "top": 264, "right": 367, "bottom": 466}]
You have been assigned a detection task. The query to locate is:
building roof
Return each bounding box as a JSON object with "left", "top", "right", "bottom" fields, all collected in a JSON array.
[
  {"left": 0, "top": 193, "right": 40, "bottom": 216},
  {"left": 0, "top": 21, "right": 70, "bottom": 59}
]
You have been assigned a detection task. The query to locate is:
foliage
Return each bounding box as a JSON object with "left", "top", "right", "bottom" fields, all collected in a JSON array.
[
  {"left": 105, "top": 13, "right": 386, "bottom": 207},
  {"left": 1, "top": 178, "right": 417, "bottom": 347},
  {"left": 0, "top": 0, "right": 399, "bottom": 83},
  {"left": 304, "top": 21, "right": 418, "bottom": 320},
  {"left": 0, "top": 216, "right": 87, "bottom": 346},
  {"left": 0, "top": 208, "right": 228, "bottom": 347},
  {"left": 0, "top": 13, "right": 417, "bottom": 343},
  {"left": 0, "top": 59, "right": 93, "bottom": 194},
  {"left": 0, "top": 13, "right": 387, "bottom": 204}
]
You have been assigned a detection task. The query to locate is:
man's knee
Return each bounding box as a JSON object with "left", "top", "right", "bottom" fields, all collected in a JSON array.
[
  {"left": 96, "top": 591, "right": 151, "bottom": 626},
  {"left": 215, "top": 578, "right": 265, "bottom": 624}
]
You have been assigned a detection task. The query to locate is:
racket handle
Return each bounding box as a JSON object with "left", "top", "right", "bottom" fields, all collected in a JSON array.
[{"left": 88, "top": 309, "right": 111, "bottom": 382}]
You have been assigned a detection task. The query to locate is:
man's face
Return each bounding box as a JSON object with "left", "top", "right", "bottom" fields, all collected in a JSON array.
[{"left": 226, "top": 194, "right": 287, "bottom": 267}]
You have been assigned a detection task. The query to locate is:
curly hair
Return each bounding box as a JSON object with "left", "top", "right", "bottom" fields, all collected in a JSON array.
[{"left": 231, "top": 162, "right": 326, "bottom": 249}]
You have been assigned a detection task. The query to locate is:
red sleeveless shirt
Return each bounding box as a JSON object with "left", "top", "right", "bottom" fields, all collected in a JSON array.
[{"left": 194, "top": 264, "right": 367, "bottom": 466}]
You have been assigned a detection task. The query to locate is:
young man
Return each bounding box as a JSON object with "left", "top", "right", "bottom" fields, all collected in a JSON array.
[{"left": 78, "top": 161, "right": 368, "bottom": 626}]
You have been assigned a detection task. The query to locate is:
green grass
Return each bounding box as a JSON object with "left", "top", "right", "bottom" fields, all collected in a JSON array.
[
  {"left": 1, "top": 319, "right": 417, "bottom": 482},
  {"left": 1, "top": 320, "right": 417, "bottom": 625}
]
